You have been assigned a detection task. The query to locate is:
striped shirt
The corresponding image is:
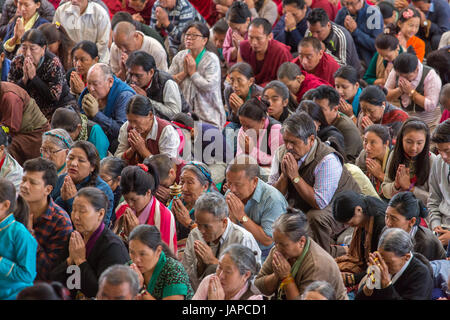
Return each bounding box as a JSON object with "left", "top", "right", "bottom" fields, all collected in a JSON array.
[
  {"left": 269, "top": 146, "right": 343, "bottom": 209},
  {"left": 150, "top": 0, "right": 205, "bottom": 56},
  {"left": 305, "top": 22, "right": 361, "bottom": 73}
]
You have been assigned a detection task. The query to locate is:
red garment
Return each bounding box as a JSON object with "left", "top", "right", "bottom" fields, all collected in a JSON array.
[
  {"left": 292, "top": 51, "right": 340, "bottom": 87},
  {"left": 189, "top": 0, "right": 219, "bottom": 26},
  {"left": 125, "top": 0, "right": 155, "bottom": 25},
  {"left": 48, "top": 0, "right": 60, "bottom": 9},
  {"left": 311, "top": 0, "right": 338, "bottom": 21},
  {"left": 440, "top": 109, "right": 450, "bottom": 123},
  {"left": 296, "top": 70, "right": 331, "bottom": 102},
  {"left": 116, "top": 198, "right": 178, "bottom": 253},
  {"left": 103, "top": 0, "right": 124, "bottom": 17},
  {"left": 240, "top": 39, "right": 293, "bottom": 87}
]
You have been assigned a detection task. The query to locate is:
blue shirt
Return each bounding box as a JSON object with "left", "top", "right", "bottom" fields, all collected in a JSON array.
[
  {"left": 88, "top": 124, "right": 110, "bottom": 159},
  {"left": 273, "top": 9, "right": 311, "bottom": 53},
  {"left": 335, "top": 2, "right": 384, "bottom": 66},
  {"left": 349, "top": 87, "right": 362, "bottom": 117},
  {"left": 239, "top": 178, "right": 288, "bottom": 253},
  {"left": 426, "top": 0, "right": 450, "bottom": 34},
  {"left": 52, "top": 174, "right": 115, "bottom": 228},
  {"left": 0, "top": 214, "right": 37, "bottom": 300}
]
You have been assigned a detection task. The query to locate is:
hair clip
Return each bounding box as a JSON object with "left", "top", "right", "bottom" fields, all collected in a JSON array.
[
  {"left": 1, "top": 125, "right": 9, "bottom": 134},
  {"left": 55, "top": 21, "right": 61, "bottom": 29},
  {"left": 402, "top": 9, "right": 414, "bottom": 19},
  {"left": 137, "top": 163, "right": 149, "bottom": 172}
]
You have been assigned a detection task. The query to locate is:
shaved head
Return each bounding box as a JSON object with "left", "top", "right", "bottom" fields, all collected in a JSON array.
[{"left": 113, "top": 21, "right": 136, "bottom": 37}]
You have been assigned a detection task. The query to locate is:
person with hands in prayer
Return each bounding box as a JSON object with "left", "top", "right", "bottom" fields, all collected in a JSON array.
[
  {"left": 193, "top": 244, "right": 263, "bottom": 300},
  {"left": 128, "top": 225, "right": 194, "bottom": 300},
  {"left": 169, "top": 21, "right": 225, "bottom": 129},
  {"left": 115, "top": 95, "right": 180, "bottom": 165},
  {"left": 50, "top": 187, "right": 130, "bottom": 299},
  {"left": 356, "top": 228, "right": 433, "bottom": 300},
  {"left": 183, "top": 192, "right": 261, "bottom": 290},
  {"left": 225, "top": 155, "right": 287, "bottom": 260},
  {"left": 168, "top": 161, "right": 215, "bottom": 245},
  {"left": 51, "top": 141, "right": 115, "bottom": 228},
  {"left": 68, "top": 41, "right": 99, "bottom": 98},
  {"left": 269, "top": 112, "right": 360, "bottom": 257},
  {"left": 254, "top": 210, "right": 348, "bottom": 300},
  {"left": 79, "top": 63, "right": 135, "bottom": 153},
  {"left": 114, "top": 163, "right": 177, "bottom": 253},
  {"left": 8, "top": 29, "right": 74, "bottom": 120}
]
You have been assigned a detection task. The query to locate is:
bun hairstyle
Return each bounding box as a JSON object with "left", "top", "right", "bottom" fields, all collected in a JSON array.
[
  {"left": 238, "top": 97, "right": 269, "bottom": 121},
  {"left": 120, "top": 163, "right": 160, "bottom": 196},
  {"left": 388, "top": 191, "right": 428, "bottom": 226}
]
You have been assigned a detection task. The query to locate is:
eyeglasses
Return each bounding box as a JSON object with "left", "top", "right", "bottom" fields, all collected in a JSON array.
[
  {"left": 185, "top": 33, "right": 204, "bottom": 40},
  {"left": 40, "top": 147, "right": 64, "bottom": 156}
]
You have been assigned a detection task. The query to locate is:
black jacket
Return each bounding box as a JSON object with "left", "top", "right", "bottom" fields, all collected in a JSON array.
[
  {"left": 356, "top": 255, "right": 433, "bottom": 300},
  {"left": 50, "top": 226, "right": 130, "bottom": 299}
]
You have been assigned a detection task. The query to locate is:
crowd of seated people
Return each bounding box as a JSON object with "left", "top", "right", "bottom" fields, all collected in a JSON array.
[{"left": 0, "top": 0, "right": 449, "bottom": 301}]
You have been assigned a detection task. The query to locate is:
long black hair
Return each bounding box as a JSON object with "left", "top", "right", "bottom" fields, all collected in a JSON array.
[
  {"left": 332, "top": 190, "right": 387, "bottom": 223},
  {"left": 0, "top": 178, "right": 29, "bottom": 227},
  {"left": 387, "top": 118, "right": 430, "bottom": 186},
  {"left": 70, "top": 141, "right": 100, "bottom": 187}
]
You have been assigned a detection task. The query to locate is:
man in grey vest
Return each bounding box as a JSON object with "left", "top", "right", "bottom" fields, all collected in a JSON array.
[
  {"left": 125, "top": 50, "right": 190, "bottom": 121},
  {"left": 269, "top": 112, "right": 361, "bottom": 257}
]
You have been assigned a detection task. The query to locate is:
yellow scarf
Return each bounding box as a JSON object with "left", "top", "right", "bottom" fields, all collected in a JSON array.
[{"left": 4, "top": 12, "right": 40, "bottom": 52}]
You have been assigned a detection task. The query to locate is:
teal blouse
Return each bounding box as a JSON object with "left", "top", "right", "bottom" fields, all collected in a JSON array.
[
  {"left": 146, "top": 251, "right": 194, "bottom": 300},
  {"left": 0, "top": 214, "right": 37, "bottom": 300}
]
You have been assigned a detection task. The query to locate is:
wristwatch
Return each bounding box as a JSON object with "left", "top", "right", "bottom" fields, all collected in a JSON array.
[
  {"left": 239, "top": 215, "right": 249, "bottom": 224},
  {"left": 293, "top": 176, "right": 301, "bottom": 184}
]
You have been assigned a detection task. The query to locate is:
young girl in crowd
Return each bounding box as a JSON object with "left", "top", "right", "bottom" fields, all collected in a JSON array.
[
  {"left": 334, "top": 66, "right": 363, "bottom": 123},
  {"left": 387, "top": 7, "right": 425, "bottom": 62},
  {"left": 356, "top": 124, "right": 392, "bottom": 200},
  {"left": 381, "top": 118, "right": 436, "bottom": 204},
  {"left": 0, "top": 178, "right": 37, "bottom": 300}
]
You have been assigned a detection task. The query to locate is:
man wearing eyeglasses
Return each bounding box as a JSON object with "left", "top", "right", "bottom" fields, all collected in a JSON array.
[{"left": 335, "top": 0, "right": 383, "bottom": 67}]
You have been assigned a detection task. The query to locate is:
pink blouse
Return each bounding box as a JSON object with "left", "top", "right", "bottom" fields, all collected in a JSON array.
[{"left": 236, "top": 118, "right": 284, "bottom": 167}]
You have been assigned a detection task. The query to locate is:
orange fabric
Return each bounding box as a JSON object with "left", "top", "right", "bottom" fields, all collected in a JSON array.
[{"left": 406, "top": 36, "right": 425, "bottom": 62}]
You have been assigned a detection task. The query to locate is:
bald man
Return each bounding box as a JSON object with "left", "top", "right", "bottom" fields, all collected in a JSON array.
[
  {"left": 110, "top": 21, "right": 168, "bottom": 80},
  {"left": 78, "top": 63, "right": 136, "bottom": 152}
]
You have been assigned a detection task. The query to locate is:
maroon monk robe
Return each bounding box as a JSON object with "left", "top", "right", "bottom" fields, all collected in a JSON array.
[
  {"left": 292, "top": 51, "right": 340, "bottom": 87},
  {"left": 296, "top": 70, "right": 331, "bottom": 103},
  {"left": 239, "top": 39, "right": 293, "bottom": 87}
]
